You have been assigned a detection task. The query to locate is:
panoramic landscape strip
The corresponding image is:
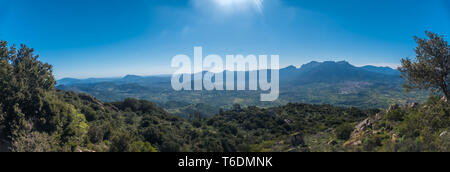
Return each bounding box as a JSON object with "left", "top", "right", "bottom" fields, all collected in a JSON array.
[{"left": 0, "top": 0, "right": 448, "bottom": 161}]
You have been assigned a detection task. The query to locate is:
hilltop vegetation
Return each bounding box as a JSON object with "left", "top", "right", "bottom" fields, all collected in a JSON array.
[{"left": 3, "top": 88, "right": 447, "bottom": 152}]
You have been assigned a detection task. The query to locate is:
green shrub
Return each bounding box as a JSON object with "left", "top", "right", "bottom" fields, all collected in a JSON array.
[
  {"left": 385, "top": 109, "right": 405, "bottom": 122},
  {"left": 128, "top": 141, "right": 157, "bottom": 152},
  {"left": 335, "top": 123, "right": 354, "bottom": 140},
  {"left": 362, "top": 134, "right": 389, "bottom": 152}
]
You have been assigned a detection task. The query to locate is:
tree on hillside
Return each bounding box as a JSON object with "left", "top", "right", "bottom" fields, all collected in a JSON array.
[
  {"left": 0, "top": 40, "right": 88, "bottom": 151},
  {"left": 0, "top": 41, "right": 56, "bottom": 137},
  {"left": 399, "top": 31, "right": 450, "bottom": 99}
]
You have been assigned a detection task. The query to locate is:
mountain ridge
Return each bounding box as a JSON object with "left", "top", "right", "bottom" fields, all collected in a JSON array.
[
  {"left": 56, "top": 60, "right": 425, "bottom": 118},
  {"left": 58, "top": 61, "right": 400, "bottom": 86}
]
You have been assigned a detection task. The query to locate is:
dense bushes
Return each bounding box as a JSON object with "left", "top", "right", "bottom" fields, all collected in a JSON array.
[
  {"left": 395, "top": 98, "right": 449, "bottom": 151},
  {"left": 0, "top": 41, "right": 89, "bottom": 151},
  {"left": 356, "top": 97, "right": 450, "bottom": 152},
  {"left": 336, "top": 123, "right": 354, "bottom": 140},
  {"left": 385, "top": 109, "right": 405, "bottom": 122}
]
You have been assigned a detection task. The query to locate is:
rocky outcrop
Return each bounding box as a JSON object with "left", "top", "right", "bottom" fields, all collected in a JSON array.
[
  {"left": 409, "top": 102, "right": 419, "bottom": 108},
  {"left": 375, "top": 113, "right": 383, "bottom": 120},
  {"left": 284, "top": 119, "right": 293, "bottom": 125},
  {"left": 344, "top": 117, "right": 376, "bottom": 147},
  {"left": 354, "top": 118, "right": 373, "bottom": 133},
  {"left": 388, "top": 104, "right": 400, "bottom": 112},
  {"left": 327, "top": 140, "right": 337, "bottom": 145},
  {"left": 351, "top": 141, "right": 362, "bottom": 146},
  {"left": 391, "top": 134, "right": 398, "bottom": 142},
  {"left": 441, "top": 96, "right": 448, "bottom": 103},
  {"left": 75, "top": 147, "right": 96, "bottom": 152}
]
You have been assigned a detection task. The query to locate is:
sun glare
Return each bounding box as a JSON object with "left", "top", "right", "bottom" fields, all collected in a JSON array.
[{"left": 212, "top": 0, "right": 263, "bottom": 14}]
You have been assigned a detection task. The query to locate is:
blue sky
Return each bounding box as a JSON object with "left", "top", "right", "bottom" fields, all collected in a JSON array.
[{"left": 0, "top": 0, "right": 449, "bottom": 79}]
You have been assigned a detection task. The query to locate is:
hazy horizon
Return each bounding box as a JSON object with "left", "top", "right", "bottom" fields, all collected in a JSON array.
[
  {"left": 1, "top": 0, "right": 449, "bottom": 79},
  {"left": 56, "top": 60, "right": 399, "bottom": 80}
]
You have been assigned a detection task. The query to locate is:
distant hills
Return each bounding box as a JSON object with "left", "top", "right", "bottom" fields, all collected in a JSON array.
[
  {"left": 279, "top": 61, "right": 401, "bottom": 84},
  {"left": 57, "top": 75, "right": 169, "bottom": 86},
  {"left": 58, "top": 61, "right": 400, "bottom": 86},
  {"left": 57, "top": 61, "right": 426, "bottom": 117}
]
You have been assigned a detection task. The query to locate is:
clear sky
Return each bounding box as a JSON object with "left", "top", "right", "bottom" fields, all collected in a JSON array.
[{"left": 0, "top": 0, "right": 449, "bottom": 79}]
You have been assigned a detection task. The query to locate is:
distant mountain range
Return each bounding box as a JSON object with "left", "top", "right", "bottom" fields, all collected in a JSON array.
[
  {"left": 58, "top": 61, "right": 400, "bottom": 86},
  {"left": 57, "top": 75, "right": 171, "bottom": 86},
  {"left": 280, "top": 61, "right": 401, "bottom": 84},
  {"left": 57, "top": 61, "right": 426, "bottom": 117}
]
